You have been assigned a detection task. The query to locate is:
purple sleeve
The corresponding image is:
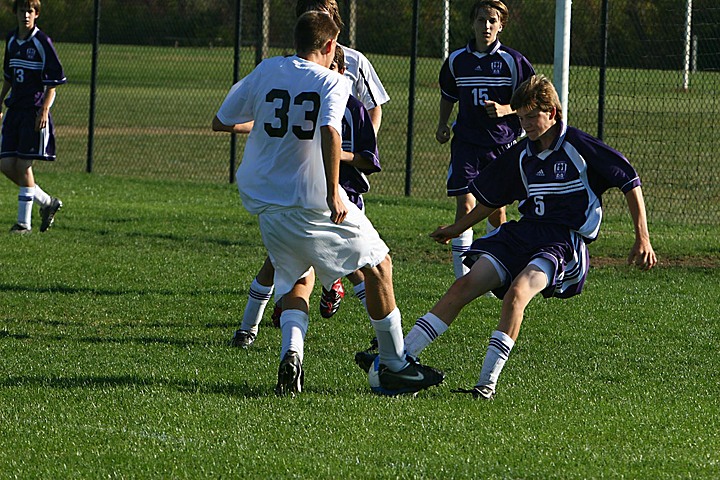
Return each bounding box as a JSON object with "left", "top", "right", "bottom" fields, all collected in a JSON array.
[
  {"left": 570, "top": 128, "right": 641, "bottom": 195},
  {"left": 350, "top": 98, "right": 380, "bottom": 174},
  {"left": 468, "top": 143, "right": 527, "bottom": 208},
  {"left": 438, "top": 57, "right": 457, "bottom": 103},
  {"left": 41, "top": 36, "right": 66, "bottom": 86}
]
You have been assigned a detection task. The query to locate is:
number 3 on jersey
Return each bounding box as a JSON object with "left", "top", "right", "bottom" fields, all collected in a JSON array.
[{"left": 264, "top": 89, "right": 320, "bottom": 140}]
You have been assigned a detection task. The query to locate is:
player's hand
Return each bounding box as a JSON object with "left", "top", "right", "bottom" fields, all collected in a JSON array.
[
  {"left": 429, "top": 225, "right": 459, "bottom": 244},
  {"left": 35, "top": 111, "right": 49, "bottom": 132},
  {"left": 436, "top": 124, "right": 451, "bottom": 144},
  {"left": 327, "top": 194, "right": 348, "bottom": 225},
  {"left": 627, "top": 239, "right": 657, "bottom": 270},
  {"left": 484, "top": 100, "right": 511, "bottom": 119}
]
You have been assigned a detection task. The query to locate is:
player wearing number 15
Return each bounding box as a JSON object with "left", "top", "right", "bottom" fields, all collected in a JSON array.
[
  {"left": 437, "top": 0, "right": 534, "bottom": 279},
  {"left": 213, "top": 11, "right": 444, "bottom": 396}
]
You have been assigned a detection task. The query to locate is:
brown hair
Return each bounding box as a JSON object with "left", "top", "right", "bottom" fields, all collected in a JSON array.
[
  {"left": 332, "top": 44, "right": 345, "bottom": 72},
  {"left": 510, "top": 74, "right": 564, "bottom": 121},
  {"left": 295, "top": 10, "right": 340, "bottom": 55},
  {"left": 296, "top": 0, "right": 344, "bottom": 31},
  {"left": 470, "top": 0, "right": 508, "bottom": 27},
  {"left": 13, "top": 0, "right": 41, "bottom": 14}
]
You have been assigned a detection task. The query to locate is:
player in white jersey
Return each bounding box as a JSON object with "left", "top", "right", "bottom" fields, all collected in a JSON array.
[
  {"left": 232, "top": 0, "right": 391, "bottom": 332},
  {"left": 213, "top": 11, "right": 443, "bottom": 396}
]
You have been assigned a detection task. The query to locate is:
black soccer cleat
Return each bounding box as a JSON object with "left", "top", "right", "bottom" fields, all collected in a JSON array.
[
  {"left": 354, "top": 337, "right": 379, "bottom": 372},
  {"left": 319, "top": 279, "right": 344, "bottom": 318},
  {"left": 376, "top": 357, "right": 444, "bottom": 395},
  {"left": 274, "top": 350, "right": 304, "bottom": 397},
  {"left": 229, "top": 329, "right": 256, "bottom": 348},
  {"left": 451, "top": 385, "right": 495, "bottom": 400},
  {"left": 39, "top": 197, "right": 62, "bottom": 232}
]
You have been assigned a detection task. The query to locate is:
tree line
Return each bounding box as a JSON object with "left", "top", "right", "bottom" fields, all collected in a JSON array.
[{"left": 0, "top": 0, "right": 716, "bottom": 70}]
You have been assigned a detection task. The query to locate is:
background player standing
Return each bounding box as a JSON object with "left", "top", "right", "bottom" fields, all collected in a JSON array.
[
  {"left": 213, "top": 12, "right": 443, "bottom": 396},
  {"left": 436, "top": 0, "right": 534, "bottom": 279},
  {"left": 0, "top": 0, "right": 65, "bottom": 234}
]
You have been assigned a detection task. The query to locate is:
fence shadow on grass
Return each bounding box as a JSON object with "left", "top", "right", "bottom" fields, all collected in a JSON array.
[{"left": 0, "top": 374, "right": 269, "bottom": 398}]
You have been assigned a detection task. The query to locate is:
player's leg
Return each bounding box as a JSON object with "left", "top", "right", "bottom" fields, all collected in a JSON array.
[
  {"left": 1, "top": 157, "right": 35, "bottom": 233},
  {"left": 274, "top": 270, "right": 314, "bottom": 396},
  {"left": 470, "top": 262, "right": 550, "bottom": 399},
  {"left": 359, "top": 255, "right": 445, "bottom": 393},
  {"left": 231, "top": 256, "right": 275, "bottom": 348},
  {"left": 346, "top": 269, "right": 367, "bottom": 311},
  {"left": 404, "top": 256, "right": 503, "bottom": 359},
  {"left": 451, "top": 193, "right": 475, "bottom": 279}
]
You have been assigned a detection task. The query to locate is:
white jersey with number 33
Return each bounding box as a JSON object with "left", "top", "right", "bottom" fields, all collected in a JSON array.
[{"left": 216, "top": 55, "right": 350, "bottom": 214}]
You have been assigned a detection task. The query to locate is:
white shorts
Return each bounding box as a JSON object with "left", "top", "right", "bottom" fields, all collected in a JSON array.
[{"left": 258, "top": 203, "right": 389, "bottom": 300}]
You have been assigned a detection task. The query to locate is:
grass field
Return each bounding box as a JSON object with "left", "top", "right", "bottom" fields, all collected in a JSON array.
[{"left": 1, "top": 173, "right": 719, "bottom": 478}]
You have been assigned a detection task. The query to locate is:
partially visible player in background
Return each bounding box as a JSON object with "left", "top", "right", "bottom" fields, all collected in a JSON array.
[
  {"left": 213, "top": 11, "right": 443, "bottom": 396},
  {"left": 0, "top": 0, "right": 65, "bottom": 234},
  {"left": 359, "top": 74, "right": 657, "bottom": 399},
  {"left": 234, "top": 0, "right": 391, "bottom": 337},
  {"left": 228, "top": 45, "right": 381, "bottom": 348},
  {"left": 436, "top": 0, "right": 534, "bottom": 279}
]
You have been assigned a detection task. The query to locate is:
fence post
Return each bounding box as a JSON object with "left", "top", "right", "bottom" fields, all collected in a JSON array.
[
  {"left": 86, "top": 0, "right": 100, "bottom": 173},
  {"left": 230, "top": 0, "right": 243, "bottom": 184},
  {"left": 405, "top": 0, "right": 420, "bottom": 197},
  {"left": 597, "top": 0, "right": 609, "bottom": 140}
]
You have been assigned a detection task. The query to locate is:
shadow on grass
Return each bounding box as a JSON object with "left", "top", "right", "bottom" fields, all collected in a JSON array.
[
  {"left": 0, "top": 282, "right": 240, "bottom": 298},
  {"left": 0, "top": 374, "right": 270, "bottom": 398}
]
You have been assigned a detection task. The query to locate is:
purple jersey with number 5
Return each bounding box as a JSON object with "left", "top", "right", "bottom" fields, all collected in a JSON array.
[
  {"left": 439, "top": 40, "right": 534, "bottom": 148},
  {"left": 469, "top": 122, "right": 641, "bottom": 242},
  {"left": 3, "top": 27, "right": 66, "bottom": 109}
]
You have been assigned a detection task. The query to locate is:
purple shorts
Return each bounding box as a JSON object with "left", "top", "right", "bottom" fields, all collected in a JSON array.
[
  {"left": 0, "top": 107, "right": 57, "bottom": 161},
  {"left": 446, "top": 138, "right": 513, "bottom": 196},
  {"left": 463, "top": 220, "right": 589, "bottom": 299}
]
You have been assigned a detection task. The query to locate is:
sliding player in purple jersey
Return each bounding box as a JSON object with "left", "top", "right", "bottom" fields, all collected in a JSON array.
[
  {"left": 357, "top": 75, "right": 657, "bottom": 399},
  {"left": 0, "top": 0, "right": 65, "bottom": 234},
  {"left": 437, "top": 0, "right": 534, "bottom": 279},
  {"left": 227, "top": 45, "right": 381, "bottom": 348}
]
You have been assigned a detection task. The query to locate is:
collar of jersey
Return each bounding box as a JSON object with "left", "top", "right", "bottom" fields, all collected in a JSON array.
[
  {"left": 465, "top": 39, "right": 501, "bottom": 56},
  {"left": 525, "top": 121, "right": 568, "bottom": 157}
]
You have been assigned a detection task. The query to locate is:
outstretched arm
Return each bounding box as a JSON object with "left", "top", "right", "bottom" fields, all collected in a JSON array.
[
  {"left": 212, "top": 116, "right": 254, "bottom": 134},
  {"left": 430, "top": 202, "right": 496, "bottom": 244},
  {"left": 625, "top": 186, "right": 657, "bottom": 270}
]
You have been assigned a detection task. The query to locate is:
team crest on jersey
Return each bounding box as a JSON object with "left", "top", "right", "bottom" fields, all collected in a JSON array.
[
  {"left": 26, "top": 48, "right": 36, "bottom": 59},
  {"left": 491, "top": 61, "right": 503, "bottom": 75},
  {"left": 554, "top": 162, "right": 568, "bottom": 179}
]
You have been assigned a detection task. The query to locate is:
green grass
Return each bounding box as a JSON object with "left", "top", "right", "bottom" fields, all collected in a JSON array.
[{"left": 1, "top": 173, "right": 719, "bottom": 478}]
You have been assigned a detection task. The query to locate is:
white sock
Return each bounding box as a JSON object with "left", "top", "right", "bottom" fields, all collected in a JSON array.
[
  {"left": 370, "top": 307, "right": 406, "bottom": 371},
  {"left": 403, "top": 312, "right": 449, "bottom": 358},
  {"left": 18, "top": 186, "right": 34, "bottom": 227},
  {"left": 352, "top": 282, "right": 367, "bottom": 311},
  {"left": 451, "top": 229, "right": 473, "bottom": 279},
  {"left": 477, "top": 330, "right": 515, "bottom": 391},
  {"left": 33, "top": 184, "right": 51, "bottom": 207},
  {"left": 279, "top": 309, "right": 308, "bottom": 363},
  {"left": 240, "top": 278, "right": 273, "bottom": 335}
]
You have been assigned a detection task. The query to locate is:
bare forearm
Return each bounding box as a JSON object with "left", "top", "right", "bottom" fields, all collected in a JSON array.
[{"left": 368, "top": 105, "right": 382, "bottom": 134}]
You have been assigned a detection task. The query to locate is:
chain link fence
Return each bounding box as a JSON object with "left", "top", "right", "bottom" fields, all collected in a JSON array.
[{"left": 1, "top": 0, "right": 718, "bottom": 224}]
